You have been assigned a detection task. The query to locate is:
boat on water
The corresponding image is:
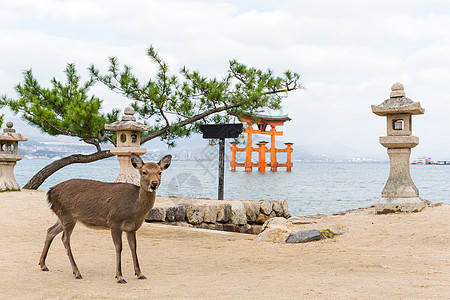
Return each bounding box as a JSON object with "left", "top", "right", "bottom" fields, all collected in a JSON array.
[{"left": 411, "top": 156, "right": 450, "bottom": 165}]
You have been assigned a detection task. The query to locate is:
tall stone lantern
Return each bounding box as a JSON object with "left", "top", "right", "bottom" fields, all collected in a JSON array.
[
  {"left": 105, "top": 106, "right": 151, "bottom": 185},
  {"left": 371, "top": 83, "right": 426, "bottom": 213},
  {"left": 0, "top": 122, "right": 28, "bottom": 191}
]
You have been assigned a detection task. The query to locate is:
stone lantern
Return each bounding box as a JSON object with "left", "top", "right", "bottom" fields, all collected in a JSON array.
[
  {"left": 105, "top": 106, "right": 151, "bottom": 185},
  {"left": 0, "top": 122, "right": 28, "bottom": 191},
  {"left": 371, "top": 82, "right": 426, "bottom": 213}
]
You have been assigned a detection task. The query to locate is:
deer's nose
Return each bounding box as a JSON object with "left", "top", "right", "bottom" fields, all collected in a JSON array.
[{"left": 151, "top": 181, "right": 158, "bottom": 188}]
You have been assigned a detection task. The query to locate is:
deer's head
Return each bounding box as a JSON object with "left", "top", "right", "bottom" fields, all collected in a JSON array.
[{"left": 131, "top": 154, "right": 172, "bottom": 192}]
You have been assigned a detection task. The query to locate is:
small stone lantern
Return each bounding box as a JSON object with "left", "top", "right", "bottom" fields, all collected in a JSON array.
[
  {"left": 0, "top": 122, "right": 28, "bottom": 191},
  {"left": 105, "top": 106, "right": 151, "bottom": 185},
  {"left": 371, "top": 83, "right": 426, "bottom": 213}
]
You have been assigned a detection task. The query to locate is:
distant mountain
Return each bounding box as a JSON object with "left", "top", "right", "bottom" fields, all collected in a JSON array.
[{"left": 5, "top": 116, "right": 384, "bottom": 162}]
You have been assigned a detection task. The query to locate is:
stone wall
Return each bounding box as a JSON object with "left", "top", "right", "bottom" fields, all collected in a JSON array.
[{"left": 146, "top": 199, "right": 290, "bottom": 235}]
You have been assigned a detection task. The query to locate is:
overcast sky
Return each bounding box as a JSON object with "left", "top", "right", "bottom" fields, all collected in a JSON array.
[{"left": 1, "top": 0, "right": 449, "bottom": 159}]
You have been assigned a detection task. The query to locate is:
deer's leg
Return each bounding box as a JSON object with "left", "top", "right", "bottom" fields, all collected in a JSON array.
[
  {"left": 126, "top": 231, "right": 146, "bottom": 279},
  {"left": 39, "top": 220, "right": 63, "bottom": 271},
  {"left": 111, "top": 225, "right": 126, "bottom": 283},
  {"left": 61, "top": 221, "right": 82, "bottom": 279}
]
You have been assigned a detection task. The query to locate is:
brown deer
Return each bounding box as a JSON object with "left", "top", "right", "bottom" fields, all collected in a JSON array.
[{"left": 38, "top": 153, "right": 172, "bottom": 283}]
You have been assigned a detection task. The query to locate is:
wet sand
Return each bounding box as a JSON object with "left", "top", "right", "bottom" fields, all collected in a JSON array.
[{"left": 0, "top": 190, "right": 449, "bottom": 299}]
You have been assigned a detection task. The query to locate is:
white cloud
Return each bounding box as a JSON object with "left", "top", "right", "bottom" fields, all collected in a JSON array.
[{"left": 1, "top": 0, "right": 449, "bottom": 158}]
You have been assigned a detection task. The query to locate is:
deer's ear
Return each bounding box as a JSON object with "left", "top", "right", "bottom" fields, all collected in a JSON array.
[
  {"left": 158, "top": 155, "right": 172, "bottom": 171},
  {"left": 131, "top": 153, "right": 144, "bottom": 169}
]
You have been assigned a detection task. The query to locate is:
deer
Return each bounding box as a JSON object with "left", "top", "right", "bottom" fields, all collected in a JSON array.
[{"left": 38, "top": 153, "right": 172, "bottom": 284}]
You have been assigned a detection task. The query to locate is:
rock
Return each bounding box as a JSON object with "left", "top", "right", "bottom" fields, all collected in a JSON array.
[
  {"left": 203, "top": 204, "right": 218, "bottom": 223},
  {"left": 239, "top": 224, "right": 252, "bottom": 234},
  {"left": 223, "top": 224, "right": 240, "bottom": 232},
  {"left": 255, "top": 213, "right": 269, "bottom": 225},
  {"left": 197, "top": 223, "right": 210, "bottom": 230},
  {"left": 286, "top": 229, "right": 322, "bottom": 243},
  {"left": 216, "top": 204, "right": 231, "bottom": 223},
  {"left": 257, "top": 227, "right": 292, "bottom": 243},
  {"left": 287, "top": 216, "right": 316, "bottom": 225},
  {"left": 230, "top": 201, "right": 247, "bottom": 225},
  {"left": 281, "top": 199, "right": 290, "bottom": 218},
  {"left": 174, "top": 221, "right": 193, "bottom": 228},
  {"left": 165, "top": 205, "right": 186, "bottom": 222},
  {"left": 272, "top": 201, "right": 283, "bottom": 217},
  {"left": 259, "top": 201, "right": 273, "bottom": 215},
  {"left": 269, "top": 211, "right": 276, "bottom": 218},
  {"left": 327, "top": 225, "right": 348, "bottom": 235},
  {"left": 243, "top": 201, "right": 259, "bottom": 223},
  {"left": 211, "top": 223, "right": 224, "bottom": 231},
  {"left": 186, "top": 204, "right": 205, "bottom": 225},
  {"left": 261, "top": 217, "right": 289, "bottom": 231},
  {"left": 248, "top": 225, "right": 262, "bottom": 235},
  {"left": 146, "top": 207, "right": 166, "bottom": 222}
]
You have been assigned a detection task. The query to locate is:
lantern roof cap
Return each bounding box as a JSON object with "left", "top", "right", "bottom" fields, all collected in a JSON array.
[
  {"left": 105, "top": 106, "right": 152, "bottom": 132},
  {"left": 372, "top": 83, "right": 425, "bottom": 116},
  {"left": 0, "top": 122, "right": 28, "bottom": 141}
]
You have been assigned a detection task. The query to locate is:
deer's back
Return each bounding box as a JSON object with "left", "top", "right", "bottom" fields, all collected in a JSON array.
[{"left": 47, "top": 179, "right": 141, "bottom": 229}]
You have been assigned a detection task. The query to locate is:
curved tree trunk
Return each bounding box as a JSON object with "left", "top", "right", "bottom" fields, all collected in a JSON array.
[{"left": 23, "top": 150, "right": 114, "bottom": 190}]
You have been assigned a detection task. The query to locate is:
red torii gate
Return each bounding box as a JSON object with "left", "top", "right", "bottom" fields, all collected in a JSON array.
[{"left": 230, "top": 113, "right": 293, "bottom": 172}]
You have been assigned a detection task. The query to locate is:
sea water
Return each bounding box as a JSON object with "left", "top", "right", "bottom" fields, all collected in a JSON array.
[{"left": 14, "top": 158, "right": 450, "bottom": 215}]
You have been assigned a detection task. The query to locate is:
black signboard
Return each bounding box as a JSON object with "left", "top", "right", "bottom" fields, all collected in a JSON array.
[
  {"left": 199, "top": 124, "right": 243, "bottom": 139},
  {"left": 199, "top": 123, "right": 243, "bottom": 200}
]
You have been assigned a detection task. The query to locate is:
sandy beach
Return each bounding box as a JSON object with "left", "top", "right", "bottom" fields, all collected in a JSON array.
[{"left": 0, "top": 189, "right": 449, "bottom": 299}]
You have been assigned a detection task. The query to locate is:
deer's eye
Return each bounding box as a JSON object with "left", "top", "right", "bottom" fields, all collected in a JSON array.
[{"left": 142, "top": 171, "right": 147, "bottom": 175}]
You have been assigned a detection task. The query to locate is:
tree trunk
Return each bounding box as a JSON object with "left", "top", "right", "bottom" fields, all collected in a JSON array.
[{"left": 23, "top": 150, "right": 114, "bottom": 190}]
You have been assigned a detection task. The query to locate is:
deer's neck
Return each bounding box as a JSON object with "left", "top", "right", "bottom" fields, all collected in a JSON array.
[{"left": 137, "top": 188, "right": 156, "bottom": 213}]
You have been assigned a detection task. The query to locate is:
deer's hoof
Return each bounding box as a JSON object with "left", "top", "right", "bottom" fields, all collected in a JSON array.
[
  {"left": 75, "top": 274, "right": 83, "bottom": 279},
  {"left": 117, "top": 279, "right": 127, "bottom": 284},
  {"left": 41, "top": 267, "right": 49, "bottom": 271},
  {"left": 137, "top": 275, "right": 147, "bottom": 280}
]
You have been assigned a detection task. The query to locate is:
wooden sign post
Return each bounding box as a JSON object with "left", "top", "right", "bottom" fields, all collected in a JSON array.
[{"left": 199, "top": 124, "right": 243, "bottom": 200}]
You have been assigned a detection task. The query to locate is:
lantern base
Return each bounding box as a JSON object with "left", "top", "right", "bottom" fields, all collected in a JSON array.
[
  {"left": 374, "top": 197, "right": 426, "bottom": 214},
  {"left": 0, "top": 161, "right": 21, "bottom": 191},
  {"left": 114, "top": 155, "right": 141, "bottom": 186}
]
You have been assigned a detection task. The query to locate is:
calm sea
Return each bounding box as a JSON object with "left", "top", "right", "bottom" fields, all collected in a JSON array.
[{"left": 15, "top": 158, "right": 450, "bottom": 216}]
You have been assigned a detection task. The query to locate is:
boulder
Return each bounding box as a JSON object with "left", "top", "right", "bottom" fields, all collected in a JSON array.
[
  {"left": 197, "top": 223, "right": 210, "bottom": 230},
  {"left": 239, "top": 224, "right": 252, "bottom": 234},
  {"left": 328, "top": 225, "right": 348, "bottom": 235},
  {"left": 223, "top": 224, "right": 240, "bottom": 232},
  {"left": 272, "top": 200, "right": 284, "bottom": 217},
  {"left": 286, "top": 229, "right": 322, "bottom": 243},
  {"left": 174, "top": 221, "right": 193, "bottom": 228},
  {"left": 280, "top": 199, "right": 291, "bottom": 218},
  {"left": 203, "top": 204, "right": 218, "bottom": 223},
  {"left": 261, "top": 217, "right": 289, "bottom": 232},
  {"left": 146, "top": 207, "right": 166, "bottom": 222},
  {"left": 211, "top": 223, "right": 224, "bottom": 231},
  {"left": 230, "top": 201, "right": 247, "bottom": 225},
  {"left": 165, "top": 205, "right": 186, "bottom": 222},
  {"left": 255, "top": 213, "right": 270, "bottom": 225},
  {"left": 259, "top": 201, "right": 273, "bottom": 215},
  {"left": 257, "top": 227, "right": 292, "bottom": 243},
  {"left": 216, "top": 203, "right": 231, "bottom": 223},
  {"left": 248, "top": 225, "right": 262, "bottom": 235},
  {"left": 242, "top": 201, "right": 259, "bottom": 223},
  {"left": 186, "top": 204, "right": 205, "bottom": 225},
  {"left": 287, "top": 216, "right": 316, "bottom": 225}
]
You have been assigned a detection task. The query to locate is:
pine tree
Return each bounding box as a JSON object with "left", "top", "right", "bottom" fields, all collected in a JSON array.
[{"left": 1, "top": 46, "right": 302, "bottom": 189}]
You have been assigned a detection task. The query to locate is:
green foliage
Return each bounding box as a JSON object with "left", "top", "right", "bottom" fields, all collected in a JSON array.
[
  {"left": 0, "top": 114, "right": 3, "bottom": 128},
  {"left": 2, "top": 46, "right": 302, "bottom": 150},
  {"left": 90, "top": 45, "right": 302, "bottom": 147},
  {"left": 0, "top": 64, "right": 119, "bottom": 150}
]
